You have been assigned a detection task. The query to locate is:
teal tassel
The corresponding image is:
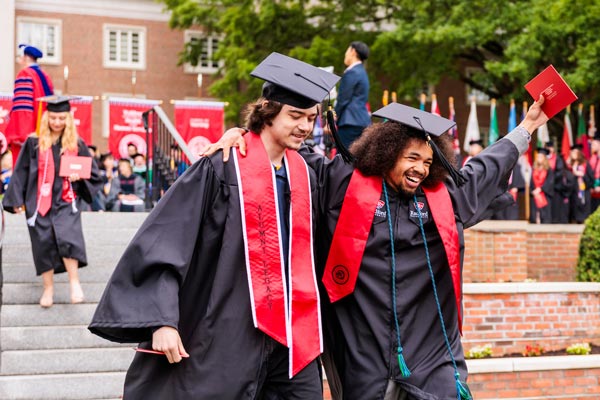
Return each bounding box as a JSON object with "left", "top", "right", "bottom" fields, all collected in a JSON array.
[
  {"left": 455, "top": 373, "right": 472, "bottom": 400},
  {"left": 397, "top": 347, "right": 411, "bottom": 378}
]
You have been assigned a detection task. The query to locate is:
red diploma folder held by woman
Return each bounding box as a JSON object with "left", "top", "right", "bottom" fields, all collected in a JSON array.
[
  {"left": 524, "top": 65, "right": 577, "bottom": 119},
  {"left": 59, "top": 155, "right": 92, "bottom": 179}
]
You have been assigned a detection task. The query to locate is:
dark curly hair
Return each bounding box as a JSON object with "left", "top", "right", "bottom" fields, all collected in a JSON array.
[
  {"left": 243, "top": 98, "right": 284, "bottom": 133},
  {"left": 350, "top": 121, "right": 456, "bottom": 188}
]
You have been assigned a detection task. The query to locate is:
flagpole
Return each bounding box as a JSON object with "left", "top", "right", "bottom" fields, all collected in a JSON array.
[{"left": 523, "top": 101, "right": 530, "bottom": 222}]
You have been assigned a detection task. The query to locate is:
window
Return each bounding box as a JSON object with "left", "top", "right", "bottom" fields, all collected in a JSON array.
[
  {"left": 17, "top": 17, "right": 62, "bottom": 65},
  {"left": 184, "top": 31, "right": 223, "bottom": 74},
  {"left": 103, "top": 24, "right": 146, "bottom": 70}
]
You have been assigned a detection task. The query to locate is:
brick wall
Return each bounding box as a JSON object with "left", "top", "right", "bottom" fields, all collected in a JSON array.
[
  {"left": 462, "top": 284, "right": 600, "bottom": 356},
  {"left": 469, "top": 367, "right": 600, "bottom": 399},
  {"left": 463, "top": 221, "right": 584, "bottom": 282}
]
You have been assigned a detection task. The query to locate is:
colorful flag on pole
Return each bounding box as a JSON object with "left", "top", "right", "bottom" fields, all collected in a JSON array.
[
  {"left": 419, "top": 93, "right": 426, "bottom": 111},
  {"left": 463, "top": 96, "right": 480, "bottom": 153},
  {"left": 382, "top": 90, "right": 389, "bottom": 107},
  {"left": 536, "top": 123, "right": 549, "bottom": 149},
  {"left": 561, "top": 105, "right": 573, "bottom": 163},
  {"left": 448, "top": 96, "right": 460, "bottom": 155},
  {"left": 488, "top": 99, "right": 499, "bottom": 145},
  {"left": 588, "top": 104, "right": 596, "bottom": 139},
  {"left": 431, "top": 94, "right": 441, "bottom": 116},
  {"left": 577, "top": 103, "right": 590, "bottom": 159},
  {"left": 508, "top": 99, "right": 517, "bottom": 133}
]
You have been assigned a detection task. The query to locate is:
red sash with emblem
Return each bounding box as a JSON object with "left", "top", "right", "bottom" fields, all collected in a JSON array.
[
  {"left": 322, "top": 170, "right": 464, "bottom": 331},
  {"left": 233, "top": 132, "right": 321, "bottom": 377}
]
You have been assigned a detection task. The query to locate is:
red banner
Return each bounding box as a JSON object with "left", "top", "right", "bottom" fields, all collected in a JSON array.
[
  {"left": 71, "top": 96, "right": 93, "bottom": 145},
  {"left": 108, "top": 97, "right": 159, "bottom": 159},
  {"left": 0, "top": 92, "right": 13, "bottom": 154},
  {"left": 174, "top": 100, "right": 225, "bottom": 156}
]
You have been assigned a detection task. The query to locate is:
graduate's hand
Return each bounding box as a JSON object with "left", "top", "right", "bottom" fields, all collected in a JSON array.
[
  {"left": 152, "top": 326, "right": 190, "bottom": 364},
  {"left": 68, "top": 173, "right": 81, "bottom": 182},
  {"left": 200, "top": 127, "right": 247, "bottom": 162},
  {"left": 519, "top": 95, "right": 549, "bottom": 134},
  {"left": 14, "top": 205, "right": 25, "bottom": 214}
]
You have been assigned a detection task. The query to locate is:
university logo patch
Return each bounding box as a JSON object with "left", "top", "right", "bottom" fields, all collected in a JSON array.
[{"left": 375, "top": 199, "right": 387, "bottom": 218}]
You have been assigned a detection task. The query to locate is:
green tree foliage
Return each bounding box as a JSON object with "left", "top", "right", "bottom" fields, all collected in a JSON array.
[
  {"left": 577, "top": 207, "right": 600, "bottom": 282},
  {"left": 160, "top": 0, "right": 600, "bottom": 123}
]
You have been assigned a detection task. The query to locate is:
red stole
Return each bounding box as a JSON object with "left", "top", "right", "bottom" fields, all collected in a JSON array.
[
  {"left": 233, "top": 132, "right": 321, "bottom": 377},
  {"left": 37, "top": 146, "right": 77, "bottom": 216},
  {"left": 322, "top": 171, "right": 464, "bottom": 331},
  {"left": 532, "top": 168, "right": 548, "bottom": 208}
]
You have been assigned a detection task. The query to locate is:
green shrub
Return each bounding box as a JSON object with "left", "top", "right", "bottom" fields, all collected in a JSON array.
[
  {"left": 576, "top": 208, "right": 600, "bottom": 282},
  {"left": 566, "top": 342, "right": 591, "bottom": 355},
  {"left": 465, "top": 344, "right": 493, "bottom": 359}
]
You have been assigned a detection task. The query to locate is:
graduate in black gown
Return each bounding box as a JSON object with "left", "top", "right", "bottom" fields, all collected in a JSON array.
[
  {"left": 567, "top": 144, "right": 594, "bottom": 223},
  {"left": 89, "top": 53, "right": 340, "bottom": 399},
  {"left": 492, "top": 158, "right": 526, "bottom": 220},
  {"left": 529, "top": 148, "right": 554, "bottom": 224},
  {"left": 212, "top": 96, "right": 550, "bottom": 400},
  {"left": 2, "top": 95, "right": 102, "bottom": 307}
]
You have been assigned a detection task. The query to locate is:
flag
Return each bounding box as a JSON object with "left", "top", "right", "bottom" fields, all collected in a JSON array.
[
  {"left": 508, "top": 99, "right": 517, "bottom": 133},
  {"left": 419, "top": 93, "right": 426, "bottom": 111},
  {"left": 589, "top": 104, "right": 596, "bottom": 139},
  {"left": 561, "top": 105, "right": 573, "bottom": 163},
  {"left": 577, "top": 104, "right": 590, "bottom": 159},
  {"left": 431, "top": 94, "right": 441, "bottom": 116},
  {"left": 382, "top": 90, "right": 389, "bottom": 107},
  {"left": 174, "top": 100, "right": 226, "bottom": 156},
  {"left": 463, "top": 96, "right": 480, "bottom": 152},
  {"left": 448, "top": 96, "right": 460, "bottom": 155},
  {"left": 536, "top": 123, "right": 549, "bottom": 148},
  {"left": 522, "top": 101, "right": 533, "bottom": 166},
  {"left": 488, "top": 98, "right": 499, "bottom": 145}
]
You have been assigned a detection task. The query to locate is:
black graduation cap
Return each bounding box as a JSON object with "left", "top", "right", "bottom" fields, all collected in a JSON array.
[
  {"left": 570, "top": 143, "right": 584, "bottom": 151},
  {"left": 372, "top": 102, "right": 466, "bottom": 186},
  {"left": 37, "top": 95, "right": 79, "bottom": 112},
  {"left": 251, "top": 52, "right": 340, "bottom": 109},
  {"left": 469, "top": 139, "right": 484, "bottom": 147},
  {"left": 545, "top": 140, "right": 555, "bottom": 147},
  {"left": 537, "top": 147, "right": 550, "bottom": 156},
  {"left": 19, "top": 44, "right": 43, "bottom": 59}
]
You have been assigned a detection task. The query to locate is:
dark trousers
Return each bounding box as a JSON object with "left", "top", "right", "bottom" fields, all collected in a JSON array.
[{"left": 256, "top": 337, "right": 322, "bottom": 400}]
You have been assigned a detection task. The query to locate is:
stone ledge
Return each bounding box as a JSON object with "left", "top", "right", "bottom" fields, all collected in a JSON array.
[
  {"left": 467, "top": 354, "right": 600, "bottom": 374},
  {"left": 464, "top": 282, "right": 600, "bottom": 294},
  {"left": 469, "top": 220, "right": 585, "bottom": 234}
]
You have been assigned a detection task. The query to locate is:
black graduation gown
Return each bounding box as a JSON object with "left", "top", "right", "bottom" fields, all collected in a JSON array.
[
  {"left": 569, "top": 162, "right": 594, "bottom": 223},
  {"left": 302, "top": 137, "right": 519, "bottom": 400},
  {"left": 550, "top": 155, "right": 566, "bottom": 223},
  {"left": 529, "top": 168, "right": 554, "bottom": 224},
  {"left": 492, "top": 162, "right": 525, "bottom": 220},
  {"left": 2, "top": 136, "right": 102, "bottom": 275},
  {"left": 88, "top": 153, "right": 320, "bottom": 399}
]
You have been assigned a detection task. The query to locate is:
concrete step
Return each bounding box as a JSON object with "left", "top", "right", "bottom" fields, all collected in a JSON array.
[
  {"left": 1, "top": 304, "right": 97, "bottom": 327},
  {"left": 2, "top": 264, "right": 115, "bottom": 283},
  {"left": 2, "top": 282, "right": 107, "bottom": 304},
  {"left": 0, "top": 372, "right": 126, "bottom": 400},
  {"left": 1, "top": 326, "right": 129, "bottom": 351},
  {"left": 0, "top": 347, "right": 135, "bottom": 375},
  {"left": 2, "top": 244, "right": 129, "bottom": 266}
]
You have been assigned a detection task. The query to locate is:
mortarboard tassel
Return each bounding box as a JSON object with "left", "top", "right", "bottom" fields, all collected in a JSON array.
[
  {"left": 455, "top": 373, "right": 473, "bottom": 400},
  {"left": 427, "top": 136, "right": 467, "bottom": 186},
  {"left": 326, "top": 106, "right": 354, "bottom": 163},
  {"left": 397, "top": 346, "right": 411, "bottom": 377}
]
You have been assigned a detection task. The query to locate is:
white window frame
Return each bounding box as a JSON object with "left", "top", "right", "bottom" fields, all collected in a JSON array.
[
  {"left": 183, "top": 30, "right": 224, "bottom": 74},
  {"left": 16, "top": 17, "right": 62, "bottom": 65},
  {"left": 103, "top": 24, "right": 146, "bottom": 70}
]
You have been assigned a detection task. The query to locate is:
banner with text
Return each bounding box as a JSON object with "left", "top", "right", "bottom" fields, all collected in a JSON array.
[
  {"left": 0, "top": 92, "right": 13, "bottom": 154},
  {"left": 108, "top": 97, "right": 159, "bottom": 159},
  {"left": 71, "top": 96, "right": 93, "bottom": 146},
  {"left": 174, "top": 100, "right": 225, "bottom": 156}
]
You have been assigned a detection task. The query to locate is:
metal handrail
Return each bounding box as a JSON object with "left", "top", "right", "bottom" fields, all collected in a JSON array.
[{"left": 142, "top": 106, "right": 197, "bottom": 209}]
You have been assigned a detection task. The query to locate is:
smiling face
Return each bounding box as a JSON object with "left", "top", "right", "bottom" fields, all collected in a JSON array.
[
  {"left": 262, "top": 102, "right": 318, "bottom": 155},
  {"left": 385, "top": 138, "right": 433, "bottom": 195},
  {"left": 47, "top": 111, "right": 69, "bottom": 134}
]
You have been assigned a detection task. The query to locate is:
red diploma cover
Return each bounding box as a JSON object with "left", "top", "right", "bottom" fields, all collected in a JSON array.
[
  {"left": 524, "top": 65, "right": 577, "bottom": 119},
  {"left": 59, "top": 155, "right": 92, "bottom": 179}
]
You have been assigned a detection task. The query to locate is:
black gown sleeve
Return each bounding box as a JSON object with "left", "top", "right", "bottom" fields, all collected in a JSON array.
[
  {"left": 2, "top": 137, "right": 33, "bottom": 213},
  {"left": 451, "top": 138, "right": 520, "bottom": 228},
  {"left": 89, "top": 157, "right": 222, "bottom": 343},
  {"left": 72, "top": 139, "right": 103, "bottom": 204}
]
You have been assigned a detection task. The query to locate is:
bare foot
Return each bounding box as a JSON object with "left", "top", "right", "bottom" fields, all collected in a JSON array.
[
  {"left": 40, "top": 287, "right": 54, "bottom": 308},
  {"left": 70, "top": 281, "right": 85, "bottom": 304}
]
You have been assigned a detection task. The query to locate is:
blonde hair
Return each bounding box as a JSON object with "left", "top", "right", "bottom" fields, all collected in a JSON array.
[
  {"left": 533, "top": 154, "right": 550, "bottom": 171},
  {"left": 38, "top": 111, "right": 79, "bottom": 152}
]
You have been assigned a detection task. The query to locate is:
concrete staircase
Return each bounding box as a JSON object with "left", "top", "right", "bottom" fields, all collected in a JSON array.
[{"left": 1, "top": 211, "right": 147, "bottom": 400}]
